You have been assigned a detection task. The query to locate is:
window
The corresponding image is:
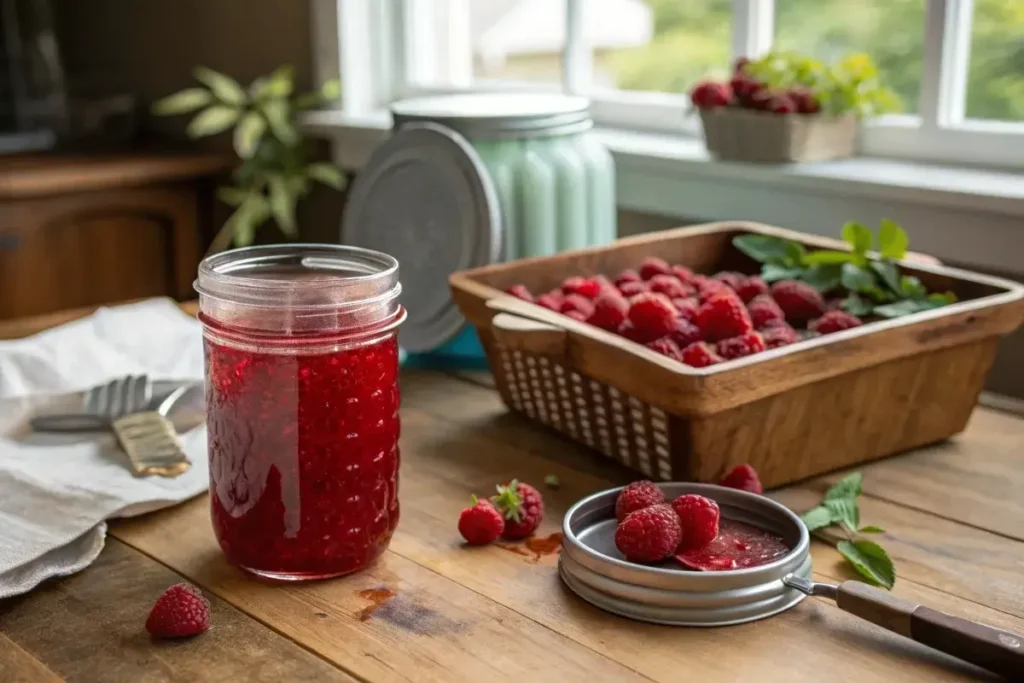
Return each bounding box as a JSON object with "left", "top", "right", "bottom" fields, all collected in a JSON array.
[{"left": 323, "top": 0, "right": 1024, "bottom": 169}]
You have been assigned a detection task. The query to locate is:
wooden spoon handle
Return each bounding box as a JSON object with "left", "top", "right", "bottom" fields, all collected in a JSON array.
[{"left": 837, "top": 581, "right": 1024, "bottom": 678}]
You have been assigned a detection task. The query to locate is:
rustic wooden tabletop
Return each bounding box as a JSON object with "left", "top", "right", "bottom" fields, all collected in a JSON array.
[{"left": 1, "top": 302, "right": 1022, "bottom": 682}]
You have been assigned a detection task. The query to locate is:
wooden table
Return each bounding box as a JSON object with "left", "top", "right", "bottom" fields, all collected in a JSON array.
[{"left": 2, "top": 304, "right": 1023, "bottom": 682}]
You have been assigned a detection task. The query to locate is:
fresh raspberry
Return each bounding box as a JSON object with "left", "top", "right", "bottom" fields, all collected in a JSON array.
[
  {"left": 730, "top": 74, "right": 762, "bottom": 105},
  {"left": 564, "top": 310, "right": 588, "bottom": 321},
  {"left": 689, "top": 81, "right": 732, "bottom": 109},
  {"left": 748, "top": 88, "right": 775, "bottom": 111},
  {"left": 458, "top": 496, "right": 505, "bottom": 545},
  {"left": 614, "top": 269, "right": 642, "bottom": 286},
  {"left": 615, "top": 504, "right": 683, "bottom": 563},
  {"left": 671, "top": 264, "right": 695, "bottom": 283},
  {"left": 672, "top": 494, "right": 720, "bottom": 550},
  {"left": 767, "top": 95, "right": 797, "bottom": 114},
  {"left": 627, "top": 293, "right": 679, "bottom": 342},
  {"left": 747, "top": 294, "right": 785, "bottom": 329},
  {"left": 716, "top": 331, "right": 766, "bottom": 360},
  {"left": 712, "top": 271, "right": 746, "bottom": 292},
  {"left": 735, "top": 276, "right": 769, "bottom": 303},
  {"left": 646, "top": 337, "right": 682, "bottom": 361},
  {"left": 639, "top": 256, "right": 672, "bottom": 281},
  {"left": 788, "top": 87, "right": 820, "bottom": 114},
  {"left": 692, "top": 276, "right": 733, "bottom": 303},
  {"left": 681, "top": 341, "right": 723, "bottom": 368},
  {"left": 146, "top": 583, "right": 210, "bottom": 638},
  {"left": 560, "top": 294, "right": 595, "bottom": 318},
  {"left": 562, "top": 276, "right": 602, "bottom": 299},
  {"left": 672, "top": 297, "right": 699, "bottom": 321},
  {"left": 587, "top": 292, "right": 629, "bottom": 331},
  {"left": 733, "top": 56, "right": 751, "bottom": 73},
  {"left": 648, "top": 274, "right": 694, "bottom": 300},
  {"left": 771, "top": 280, "right": 826, "bottom": 324},
  {"left": 617, "top": 321, "right": 647, "bottom": 344},
  {"left": 535, "top": 292, "right": 563, "bottom": 312},
  {"left": 617, "top": 280, "right": 648, "bottom": 297},
  {"left": 492, "top": 480, "right": 544, "bottom": 540},
  {"left": 669, "top": 319, "right": 703, "bottom": 348},
  {"left": 615, "top": 480, "right": 666, "bottom": 522},
  {"left": 592, "top": 274, "right": 615, "bottom": 295},
  {"left": 505, "top": 284, "right": 533, "bottom": 302},
  {"left": 810, "top": 310, "right": 863, "bottom": 335},
  {"left": 694, "top": 292, "right": 754, "bottom": 342},
  {"left": 761, "top": 323, "right": 801, "bottom": 349},
  {"left": 719, "top": 464, "right": 763, "bottom": 494}
]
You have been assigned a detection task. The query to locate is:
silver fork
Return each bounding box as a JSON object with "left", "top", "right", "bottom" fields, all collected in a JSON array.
[{"left": 30, "top": 375, "right": 153, "bottom": 432}]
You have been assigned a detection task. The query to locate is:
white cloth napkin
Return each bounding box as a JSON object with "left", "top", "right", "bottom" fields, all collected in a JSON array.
[{"left": 0, "top": 298, "right": 209, "bottom": 598}]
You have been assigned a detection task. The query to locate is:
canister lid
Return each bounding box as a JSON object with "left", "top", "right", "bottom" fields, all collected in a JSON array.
[
  {"left": 342, "top": 122, "right": 501, "bottom": 352},
  {"left": 391, "top": 93, "right": 592, "bottom": 138}
]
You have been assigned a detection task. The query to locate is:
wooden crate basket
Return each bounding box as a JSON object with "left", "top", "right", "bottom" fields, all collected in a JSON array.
[{"left": 449, "top": 222, "right": 1024, "bottom": 489}]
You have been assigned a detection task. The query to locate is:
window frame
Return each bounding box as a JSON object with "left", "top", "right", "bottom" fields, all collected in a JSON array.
[{"left": 318, "top": 0, "right": 1024, "bottom": 170}]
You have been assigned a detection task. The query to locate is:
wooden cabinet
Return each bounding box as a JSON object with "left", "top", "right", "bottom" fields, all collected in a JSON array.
[{"left": 0, "top": 152, "right": 231, "bottom": 319}]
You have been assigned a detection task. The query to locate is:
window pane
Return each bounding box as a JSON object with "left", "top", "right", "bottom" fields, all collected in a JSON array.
[
  {"left": 965, "top": 0, "right": 1024, "bottom": 122},
  {"left": 774, "top": 0, "right": 925, "bottom": 114},
  {"left": 471, "top": 0, "right": 563, "bottom": 84},
  {"left": 602, "top": 0, "right": 731, "bottom": 93}
]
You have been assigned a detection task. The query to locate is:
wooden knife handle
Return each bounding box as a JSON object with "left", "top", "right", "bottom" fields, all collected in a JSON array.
[{"left": 837, "top": 581, "right": 1024, "bottom": 679}]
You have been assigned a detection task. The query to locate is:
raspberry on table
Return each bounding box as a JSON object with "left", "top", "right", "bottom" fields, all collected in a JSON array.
[
  {"left": 716, "top": 331, "right": 766, "bottom": 360},
  {"left": 761, "top": 323, "right": 801, "bottom": 349},
  {"left": 562, "top": 276, "right": 602, "bottom": 299},
  {"left": 681, "top": 341, "right": 723, "bottom": 368},
  {"left": 694, "top": 292, "right": 754, "bottom": 342},
  {"left": 747, "top": 294, "right": 785, "bottom": 329},
  {"left": 458, "top": 496, "right": 505, "bottom": 545},
  {"left": 771, "top": 280, "right": 826, "bottom": 324},
  {"left": 614, "top": 269, "right": 642, "bottom": 286},
  {"left": 669, "top": 319, "right": 703, "bottom": 348},
  {"left": 735, "top": 276, "right": 769, "bottom": 303},
  {"left": 617, "top": 280, "right": 648, "bottom": 298},
  {"left": 719, "top": 464, "right": 764, "bottom": 494},
  {"left": 672, "top": 494, "right": 720, "bottom": 550},
  {"left": 146, "top": 583, "right": 211, "bottom": 638},
  {"left": 587, "top": 292, "right": 629, "bottom": 331},
  {"left": 504, "top": 284, "right": 533, "bottom": 302},
  {"left": 492, "top": 480, "right": 544, "bottom": 540},
  {"left": 615, "top": 504, "right": 683, "bottom": 563},
  {"left": 615, "top": 480, "right": 666, "bottom": 522},
  {"left": 810, "top": 310, "right": 863, "bottom": 334},
  {"left": 672, "top": 297, "right": 699, "bottom": 321},
  {"left": 639, "top": 256, "right": 673, "bottom": 281},
  {"left": 560, "top": 293, "right": 595, "bottom": 318},
  {"left": 648, "top": 274, "right": 694, "bottom": 300},
  {"left": 646, "top": 337, "right": 682, "bottom": 361},
  {"left": 627, "top": 293, "right": 679, "bottom": 342}
]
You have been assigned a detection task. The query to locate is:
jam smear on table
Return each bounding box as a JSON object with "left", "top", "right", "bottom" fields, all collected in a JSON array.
[
  {"left": 675, "top": 519, "right": 789, "bottom": 571},
  {"left": 205, "top": 330, "right": 400, "bottom": 579}
]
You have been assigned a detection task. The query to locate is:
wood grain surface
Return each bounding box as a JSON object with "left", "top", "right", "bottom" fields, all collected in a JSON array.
[{"left": 2, "top": 304, "right": 1023, "bottom": 682}]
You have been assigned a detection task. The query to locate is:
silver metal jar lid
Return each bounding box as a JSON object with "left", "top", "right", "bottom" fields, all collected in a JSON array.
[
  {"left": 342, "top": 122, "right": 501, "bottom": 352},
  {"left": 391, "top": 93, "right": 593, "bottom": 139},
  {"left": 559, "top": 482, "right": 812, "bottom": 627}
]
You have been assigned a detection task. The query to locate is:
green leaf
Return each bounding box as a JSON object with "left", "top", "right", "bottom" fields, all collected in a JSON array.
[
  {"left": 186, "top": 105, "right": 240, "bottom": 138},
  {"left": 824, "top": 497, "right": 860, "bottom": 531},
  {"left": 544, "top": 474, "right": 561, "bottom": 490},
  {"left": 825, "top": 472, "right": 863, "bottom": 501},
  {"left": 800, "top": 506, "right": 834, "bottom": 532},
  {"left": 306, "top": 162, "right": 345, "bottom": 189},
  {"left": 233, "top": 111, "right": 267, "bottom": 159},
  {"left": 320, "top": 78, "right": 341, "bottom": 100},
  {"left": 869, "top": 260, "right": 902, "bottom": 294},
  {"left": 842, "top": 293, "right": 874, "bottom": 316},
  {"left": 268, "top": 175, "right": 297, "bottom": 236},
  {"left": 836, "top": 540, "right": 896, "bottom": 589},
  {"left": 873, "top": 300, "right": 925, "bottom": 318},
  {"left": 859, "top": 526, "right": 885, "bottom": 534},
  {"left": 733, "top": 235, "right": 801, "bottom": 265},
  {"left": 841, "top": 221, "right": 874, "bottom": 255},
  {"left": 802, "top": 250, "right": 855, "bottom": 265},
  {"left": 227, "top": 193, "right": 269, "bottom": 247},
  {"left": 254, "top": 65, "right": 294, "bottom": 99},
  {"left": 194, "top": 66, "right": 246, "bottom": 105},
  {"left": 216, "top": 186, "right": 250, "bottom": 206},
  {"left": 929, "top": 291, "right": 957, "bottom": 305},
  {"left": 801, "top": 264, "right": 843, "bottom": 292},
  {"left": 152, "top": 87, "right": 212, "bottom": 115},
  {"left": 261, "top": 99, "right": 297, "bottom": 145},
  {"left": 762, "top": 263, "right": 805, "bottom": 282},
  {"left": 900, "top": 275, "right": 927, "bottom": 299},
  {"left": 877, "top": 219, "right": 909, "bottom": 260},
  {"left": 841, "top": 263, "right": 876, "bottom": 292}
]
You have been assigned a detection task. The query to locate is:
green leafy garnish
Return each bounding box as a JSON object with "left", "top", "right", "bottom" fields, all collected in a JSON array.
[
  {"left": 544, "top": 474, "right": 561, "bottom": 490},
  {"left": 798, "top": 472, "right": 896, "bottom": 590}
]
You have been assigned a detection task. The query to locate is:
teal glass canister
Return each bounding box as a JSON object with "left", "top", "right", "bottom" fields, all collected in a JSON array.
[{"left": 390, "top": 93, "right": 617, "bottom": 260}]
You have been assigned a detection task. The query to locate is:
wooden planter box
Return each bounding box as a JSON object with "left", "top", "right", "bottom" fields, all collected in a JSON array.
[
  {"left": 699, "top": 108, "right": 857, "bottom": 163},
  {"left": 449, "top": 222, "right": 1024, "bottom": 490}
]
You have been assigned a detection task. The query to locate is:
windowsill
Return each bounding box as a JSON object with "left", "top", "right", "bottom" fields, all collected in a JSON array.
[{"left": 305, "top": 110, "right": 1024, "bottom": 274}]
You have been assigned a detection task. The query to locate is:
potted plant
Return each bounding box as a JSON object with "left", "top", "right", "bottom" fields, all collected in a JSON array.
[
  {"left": 690, "top": 51, "right": 901, "bottom": 163},
  {"left": 152, "top": 66, "right": 345, "bottom": 252}
]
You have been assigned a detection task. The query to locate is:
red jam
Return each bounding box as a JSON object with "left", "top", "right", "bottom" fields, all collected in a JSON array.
[
  {"left": 204, "top": 331, "right": 400, "bottom": 579},
  {"left": 675, "top": 519, "right": 790, "bottom": 571}
]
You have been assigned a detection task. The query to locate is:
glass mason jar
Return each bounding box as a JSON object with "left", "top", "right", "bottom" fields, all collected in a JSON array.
[{"left": 194, "top": 244, "right": 405, "bottom": 581}]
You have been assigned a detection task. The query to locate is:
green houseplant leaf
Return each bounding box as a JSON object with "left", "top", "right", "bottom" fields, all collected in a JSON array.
[
  {"left": 194, "top": 66, "right": 246, "bottom": 105},
  {"left": 233, "top": 111, "right": 267, "bottom": 159},
  {"left": 261, "top": 99, "right": 298, "bottom": 145},
  {"left": 268, "top": 175, "right": 298, "bottom": 237},
  {"left": 152, "top": 88, "right": 212, "bottom": 115},
  {"left": 837, "top": 540, "right": 896, "bottom": 589},
  {"left": 187, "top": 105, "right": 240, "bottom": 138},
  {"left": 306, "top": 162, "right": 346, "bottom": 189},
  {"left": 253, "top": 64, "right": 295, "bottom": 99}
]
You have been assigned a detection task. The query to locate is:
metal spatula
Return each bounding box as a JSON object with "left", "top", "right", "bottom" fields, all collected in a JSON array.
[{"left": 30, "top": 375, "right": 152, "bottom": 432}]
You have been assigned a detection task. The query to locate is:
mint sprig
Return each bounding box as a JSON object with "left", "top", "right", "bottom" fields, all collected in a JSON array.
[{"left": 799, "top": 472, "right": 896, "bottom": 590}]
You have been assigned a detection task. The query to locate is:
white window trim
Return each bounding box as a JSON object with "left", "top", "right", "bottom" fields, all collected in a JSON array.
[{"left": 309, "top": 0, "right": 1024, "bottom": 275}]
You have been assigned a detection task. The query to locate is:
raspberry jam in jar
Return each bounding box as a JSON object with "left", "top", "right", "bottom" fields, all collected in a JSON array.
[{"left": 195, "top": 244, "right": 405, "bottom": 581}]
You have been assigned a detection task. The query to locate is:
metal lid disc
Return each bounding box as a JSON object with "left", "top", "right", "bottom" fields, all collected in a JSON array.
[{"left": 391, "top": 93, "right": 592, "bottom": 139}]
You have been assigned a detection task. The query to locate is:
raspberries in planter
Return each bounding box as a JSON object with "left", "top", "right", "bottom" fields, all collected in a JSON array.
[
  {"left": 761, "top": 322, "right": 801, "bottom": 349},
  {"left": 681, "top": 341, "right": 723, "bottom": 368},
  {"left": 810, "top": 310, "right": 863, "bottom": 334},
  {"left": 670, "top": 319, "right": 704, "bottom": 349},
  {"left": 562, "top": 276, "right": 602, "bottom": 299},
  {"left": 717, "top": 331, "right": 767, "bottom": 360},
  {"left": 639, "top": 256, "right": 673, "bottom": 281},
  {"left": 505, "top": 284, "right": 533, "bottom": 302},
  {"left": 747, "top": 294, "right": 785, "bottom": 330},
  {"left": 648, "top": 274, "right": 694, "bottom": 299},
  {"left": 646, "top": 337, "right": 682, "bottom": 361},
  {"left": 617, "top": 280, "right": 648, "bottom": 298},
  {"left": 695, "top": 293, "right": 754, "bottom": 342},
  {"left": 771, "top": 280, "right": 826, "bottom": 324},
  {"left": 588, "top": 292, "right": 629, "bottom": 331},
  {"left": 627, "top": 293, "right": 679, "bottom": 342},
  {"left": 560, "top": 294, "right": 594, "bottom": 318}
]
